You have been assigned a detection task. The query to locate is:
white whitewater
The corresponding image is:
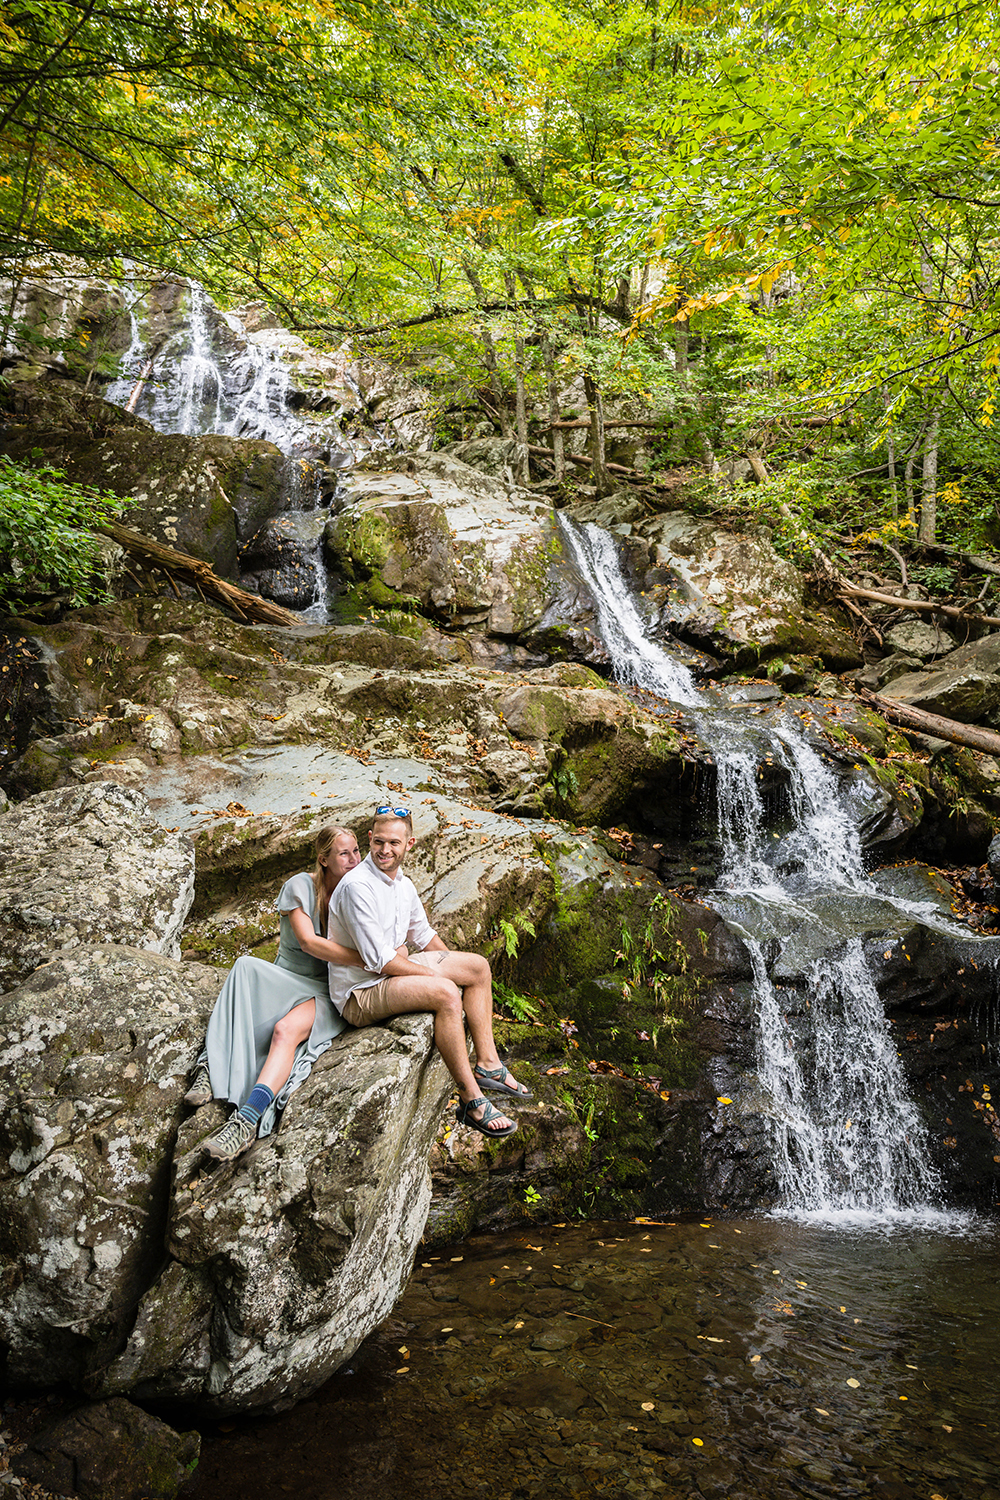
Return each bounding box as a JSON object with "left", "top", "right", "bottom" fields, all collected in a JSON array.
[
  {"left": 556, "top": 518, "right": 701, "bottom": 707},
  {"left": 560, "top": 513, "right": 944, "bottom": 1220}
]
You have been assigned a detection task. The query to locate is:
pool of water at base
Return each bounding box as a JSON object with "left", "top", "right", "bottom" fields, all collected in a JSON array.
[{"left": 190, "top": 1215, "right": 1000, "bottom": 1500}]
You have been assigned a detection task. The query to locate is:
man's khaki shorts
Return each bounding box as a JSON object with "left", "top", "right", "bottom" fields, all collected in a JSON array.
[{"left": 342, "top": 949, "right": 449, "bottom": 1027}]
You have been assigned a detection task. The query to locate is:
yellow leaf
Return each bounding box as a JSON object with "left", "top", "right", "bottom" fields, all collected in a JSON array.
[
  {"left": 846, "top": 1378, "right": 860, "bottom": 1388},
  {"left": 641, "top": 1401, "right": 655, "bottom": 1411},
  {"left": 717, "top": 1096, "right": 733, "bottom": 1105},
  {"left": 692, "top": 1438, "right": 704, "bottom": 1447}
]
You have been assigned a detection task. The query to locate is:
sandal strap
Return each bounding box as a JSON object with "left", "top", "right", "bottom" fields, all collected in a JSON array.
[
  {"left": 458, "top": 1095, "right": 510, "bottom": 1127},
  {"left": 475, "top": 1064, "right": 509, "bottom": 1082}
]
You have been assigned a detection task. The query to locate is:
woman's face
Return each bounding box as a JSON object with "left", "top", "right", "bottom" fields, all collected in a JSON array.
[{"left": 324, "top": 832, "right": 361, "bottom": 882}]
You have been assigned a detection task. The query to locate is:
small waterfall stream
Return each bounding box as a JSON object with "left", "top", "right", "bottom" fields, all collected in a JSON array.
[
  {"left": 105, "top": 279, "right": 358, "bottom": 619},
  {"left": 559, "top": 513, "right": 949, "bottom": 1220}
]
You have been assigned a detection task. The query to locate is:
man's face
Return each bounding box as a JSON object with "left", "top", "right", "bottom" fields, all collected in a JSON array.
[
  {"left": 325, "top": 832, "right": 361, "bottom": 881},
  {"left": 369, "top": 818, "right": 415, "bottom": 878}
]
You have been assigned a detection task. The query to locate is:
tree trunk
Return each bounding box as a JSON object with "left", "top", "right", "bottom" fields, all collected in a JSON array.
[
  {"left": 882, "top": 383, "right": 898, "bottom": 518},
  {"left": 583, "top": 372, "right": 612, "bottom": 495},
  {"left": 919, "top": 407, "right": 940, "bottom": 543},
  {"left": 504, "top": 273, "right": 529, "bottom": 484},
  {"left": 839, "top": 582, "right": 1000, "bottom": 629},
  {"left": 857, "top": 686, "right": 1000, "bottom": 757}
]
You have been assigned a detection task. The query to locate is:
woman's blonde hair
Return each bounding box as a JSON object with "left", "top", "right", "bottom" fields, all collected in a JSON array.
[{"left": 312, "top": 825, "right": 354, "bottom": 931}]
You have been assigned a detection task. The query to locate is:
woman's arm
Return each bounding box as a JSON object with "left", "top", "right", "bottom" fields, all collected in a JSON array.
[
  {"left": 288, "top": 908, "right": 361, "bottom": 966},
  {"left": 287, "top": 908, "right": 407, "bottom": 967}
]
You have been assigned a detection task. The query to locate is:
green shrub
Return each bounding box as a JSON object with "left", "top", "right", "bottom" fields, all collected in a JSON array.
[{"left": 0, "top": 455, "right": 127, "bottom": 612}]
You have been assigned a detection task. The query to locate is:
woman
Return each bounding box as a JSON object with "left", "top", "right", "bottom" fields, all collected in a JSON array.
[{"left": 184, "top": 825, "right": 364, "bottom": 1162}]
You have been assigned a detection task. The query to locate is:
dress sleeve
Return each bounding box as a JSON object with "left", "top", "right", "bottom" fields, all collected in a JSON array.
[{"left": 276, "top": 872, "right": 316, "bottom": 919}]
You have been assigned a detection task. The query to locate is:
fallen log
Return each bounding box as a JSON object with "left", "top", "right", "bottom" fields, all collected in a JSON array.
[
  {"left": 527, "top": 442, "right": 646, "bottom": 480},
  {"left": 95, "top": 522, "right": 300, "bottom": 627},
  {"left": 544, "top": 418, "right": 668, "bottom": 431},
  {"left": 839, "top": 583, "right": 1000, "bottom": 630},
  {"left": 856, "top": 686, "right": 1000, "bottom": 758}
]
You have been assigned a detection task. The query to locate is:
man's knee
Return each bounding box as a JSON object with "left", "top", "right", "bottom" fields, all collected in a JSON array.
[
  {"left": 470, "top": 953, "right": 491, "bottom": 984},
  {"left": 430, "top": 977, "right": 463, "bottom": 1012}
]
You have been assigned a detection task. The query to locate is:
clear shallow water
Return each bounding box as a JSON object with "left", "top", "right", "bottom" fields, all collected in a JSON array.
[{"left": 193, "top": 1216, "right": 1000, "bottom": 1500}]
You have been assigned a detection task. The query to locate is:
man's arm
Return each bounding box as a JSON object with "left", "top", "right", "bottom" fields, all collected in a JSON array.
[{"left": 330, "top": 882, "right": 399, "bottom": 974}]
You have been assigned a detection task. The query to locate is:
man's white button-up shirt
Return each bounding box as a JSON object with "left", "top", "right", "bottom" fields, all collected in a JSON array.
[{"left": 326, "top": 853, "right": 436, "bottom": 1014}]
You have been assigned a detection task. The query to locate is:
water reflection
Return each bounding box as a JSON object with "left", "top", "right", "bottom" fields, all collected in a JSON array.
[{"left": 194, "top": 1216, "right": 1000, "bottom": 1500}]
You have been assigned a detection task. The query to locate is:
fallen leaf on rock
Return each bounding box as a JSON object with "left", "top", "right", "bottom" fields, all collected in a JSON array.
[
  {"left": 641, "top": 1402, "right": 655, "bottom": 1411},
  {"left": 846, "top": 1378, "right": 860, "bottom": 1388},
  {"left": 815, "top": 1409, "right": 829, "bottom": 1416}
]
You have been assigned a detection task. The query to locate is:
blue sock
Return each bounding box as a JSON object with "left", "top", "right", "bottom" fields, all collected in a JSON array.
[{"left": 237, "top": 1084, "right": 275, "bottom": 1127}]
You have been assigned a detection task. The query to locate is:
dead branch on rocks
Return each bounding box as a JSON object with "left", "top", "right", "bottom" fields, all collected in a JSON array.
[
  {"left": 838, "top": 582, "right": 1000, "bottom": 630},
  {"left": 95, "top": 522, "right": 300, "bottom": 627},
  {"left": 855, "top": 687, "right": 1000, "bottom": 757}
]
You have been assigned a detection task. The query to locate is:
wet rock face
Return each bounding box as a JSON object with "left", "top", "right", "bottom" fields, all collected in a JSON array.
[
  {"left": 0, "top": 782, "right": 195, "bottom": 991},
  {"left": 238, "top": 510, "right": 326, "bottom": 609},
  {"left": 0, "top": 945, "right": 220, "bottom": 1386},
  {"left": 13, "top": 1397, "right": 200, "bottom": 1500},
  {"left": 0, "top": 383, "right": 288, "bottom": 576}
]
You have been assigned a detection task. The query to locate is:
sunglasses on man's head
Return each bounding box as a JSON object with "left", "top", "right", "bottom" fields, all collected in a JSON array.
[{"left": 375, "top": 804, "right": 411, "bottom": 818}]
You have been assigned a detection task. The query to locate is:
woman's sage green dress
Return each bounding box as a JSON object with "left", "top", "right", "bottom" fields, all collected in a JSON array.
[{"left": 197, "top": 872, "right": 347, "bottom": 1137}]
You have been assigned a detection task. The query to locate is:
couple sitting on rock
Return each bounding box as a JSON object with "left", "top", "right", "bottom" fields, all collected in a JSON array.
[{"left": 185, "top": 805, "right": 530, "bottom": 1161}]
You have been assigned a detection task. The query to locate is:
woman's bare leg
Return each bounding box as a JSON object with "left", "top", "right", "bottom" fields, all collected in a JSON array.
[{"left": 256, "top": 1000, "right": 316, "bottom": 1094}]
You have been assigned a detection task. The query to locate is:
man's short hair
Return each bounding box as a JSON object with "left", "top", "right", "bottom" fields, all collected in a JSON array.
[{"left": 372, "top": 809, "right": 413, "bottom": 835}]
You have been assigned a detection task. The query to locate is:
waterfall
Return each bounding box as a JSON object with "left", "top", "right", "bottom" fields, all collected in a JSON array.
[
  {"left": 106, "top": 280, "right": 354, "bottom": 621},
  {"left": 556, "top": 518, "right": 701, "bottom": 706},
  {"left": 561, "top": 513, "right": 945, "bottom": 1220}
]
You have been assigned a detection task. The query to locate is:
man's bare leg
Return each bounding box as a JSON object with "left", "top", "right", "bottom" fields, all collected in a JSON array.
[
  {"left": 427, "top": 952, "right": 530, "bottom": 1096},
  {"left": 379, "top": 975, "right": 516, "bottom": 1133}
]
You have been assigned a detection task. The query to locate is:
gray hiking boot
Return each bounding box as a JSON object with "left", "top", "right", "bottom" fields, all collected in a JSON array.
[
  {"left": 203, "top": 1111, "right": 255, "bottom": 1161},
  {"left": 184, "top": 1063, "right": 213, "bottom": 1107}
]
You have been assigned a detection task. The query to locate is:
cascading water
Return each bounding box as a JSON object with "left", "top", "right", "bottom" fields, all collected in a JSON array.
[
  {"left": 106, "top": 279, "right": 357, "bottom": 620},
  {"left": 556, "top": 516, "right": 701, "bottom": 707},
  {"left": 559, "top": 513, "right": 946, "bottom": 1220}
]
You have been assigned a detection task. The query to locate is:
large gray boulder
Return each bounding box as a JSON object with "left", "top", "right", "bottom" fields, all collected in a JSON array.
[
  {"left": 884, "top": 619, "right": 955, "bottom": 660},
  {"left": 0, "top": 782, "right": 195, "bottom": 992},
  {"left": 325, "top": 454, "right": 565, "bottom": 636},
  {"left": 882, "top": 664, "right": 1000, "bottom": 722},
  {"left": 0, "top": 945, "right": 220, "bottom": 1386},
  {"left": 634, "top": 511, "right": 860, "bottom": 668},
  {"left": 0, "top": 384, "right": 288, "bottom": 577},
  {"left": 91, "top": 1014, "right": 451, "bottom": 1413}
]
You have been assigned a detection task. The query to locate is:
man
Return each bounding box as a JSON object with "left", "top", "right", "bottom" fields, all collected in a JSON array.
[{"left": 327, "top": 805, "right": 531, "bottom": 1136}]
